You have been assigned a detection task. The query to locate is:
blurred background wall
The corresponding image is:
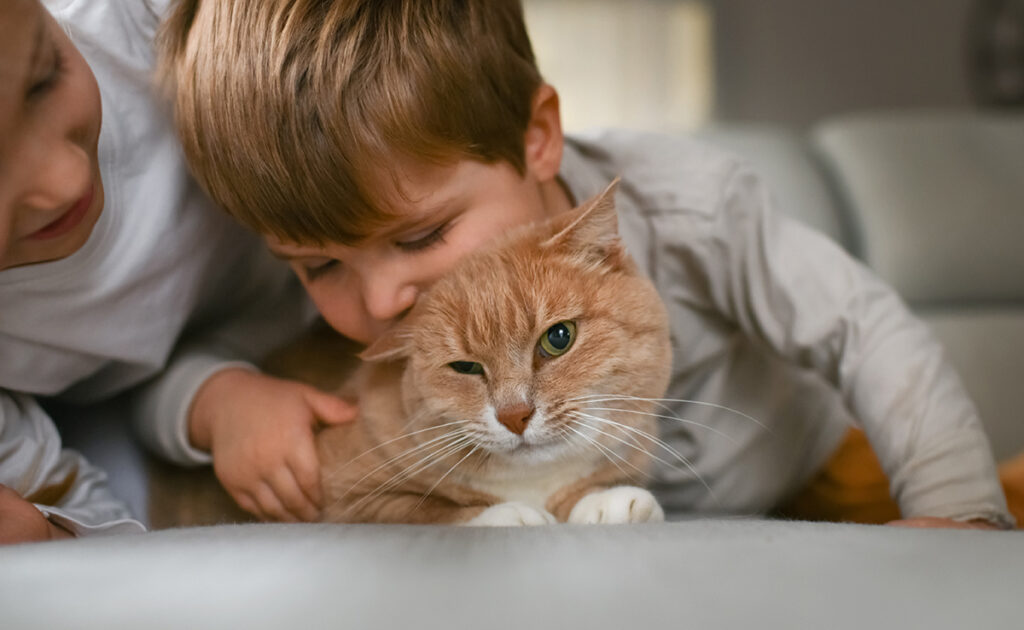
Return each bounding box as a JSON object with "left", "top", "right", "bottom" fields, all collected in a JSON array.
[
  {"left": 713, "top": 0, "right": 976, "bottom": 129},
  {"left": 524, "top": 0, "right": 714, "bottom": 133},
  {"left": 523, "top": 0, "right": 1024, "bottom": 132}
]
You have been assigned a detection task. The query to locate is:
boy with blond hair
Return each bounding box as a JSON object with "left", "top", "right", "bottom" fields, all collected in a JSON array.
[{"left": 157, "top": 0, "right": 1019, "bottom": 528}]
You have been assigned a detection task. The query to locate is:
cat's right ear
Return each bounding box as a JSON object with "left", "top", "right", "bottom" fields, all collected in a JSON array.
[
  {"left": 358, "top": 324, "right": 414, "bottom": 362},
  {"left": 542, "top": 177, "right": 626, "bottom": 269}
]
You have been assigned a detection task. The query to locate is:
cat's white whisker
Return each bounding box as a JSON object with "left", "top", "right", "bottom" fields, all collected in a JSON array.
[
  {"left": 573, "top": 414, "right": 710, "bottom": 489},
  {"left": 570, "top": 410, "right": 719, "bottom": 504},
  {"left": 562, "top": 422, "right": 639, "bottom": 481},
  {"left": 567, "top": 419, "right": 656, "bottom": 480},
  {"left": 334, "top": 428, "right": 467, "bottom": 488},
  {"left": 323, "top": 421, "right": 469, "bottom": 482},
  {"left": 573, "top": 393, "right": 769, "bottom": 432},
  {"left": 566, "top": 393, "right": 717, "bottom": 436},
  {"left": 569, "top": 417, "right": 672, "bottom": 475},
  {"left": 554, "top": 425, "right": 588, "bottom": 455},
  {"left": 336, "top": 430, "right": 470, "bottom": 501},
  {"left": 582, "top": 405, "right": 736, "bottom": 443},
  {"left": 347, "top": 436, "right": 477, "bottom": 513},
  {"left": 359, "top": 434, "right": 474, "bottom": 496},
  {"left": 409, "top": 445, "right": 481, "bottom": 515},
  {"left": 573, "top": 413, "right": 708, "bottom": 497},
  {"left": 570, "top": 410, "right": 689, "bottom": 463},
  {"left": 358, "top": 437, "right": 476, "bottom": 507}
]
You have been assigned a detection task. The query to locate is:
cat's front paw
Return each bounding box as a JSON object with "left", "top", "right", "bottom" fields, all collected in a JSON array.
[
  {"left": 466, "top": 502, "right": 557, "bottom": 527},
  {"left": 568, "top": 486, "right": 665, "bottom": 524}
]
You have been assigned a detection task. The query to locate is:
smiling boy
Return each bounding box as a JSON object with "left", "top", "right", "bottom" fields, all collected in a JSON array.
[
  {"left": 158, "top": 0, "right": 1015, "bottom": 528},
  {"left": 0, "top": 0, "right": 354, "bottom": 543}
]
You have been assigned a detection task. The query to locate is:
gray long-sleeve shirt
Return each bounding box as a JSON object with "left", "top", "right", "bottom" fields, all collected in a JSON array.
[{"left": 560, "top": 130, "right": 1012, "bottom": 527}]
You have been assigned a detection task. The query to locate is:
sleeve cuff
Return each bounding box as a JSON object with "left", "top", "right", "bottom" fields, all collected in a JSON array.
[
  {"left": 890, "top": 430, "right": 1016, "bottom": 529},
  {"left": 132, "top": 353, "right": 258, "bottom": 466},
  {"left": 35, "top": 505, "right": 147, "bottom": 538}
]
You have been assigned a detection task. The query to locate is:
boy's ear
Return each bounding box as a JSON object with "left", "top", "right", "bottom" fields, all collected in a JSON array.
[
  {"left": 523, "top": 83, "right": 564, "bottom": 183},
  {"left": 542, "top": 178, "right": 624, "bottom": 267},
  {"left": 359, "top": 322, "right": 415, "bottom": 363}
]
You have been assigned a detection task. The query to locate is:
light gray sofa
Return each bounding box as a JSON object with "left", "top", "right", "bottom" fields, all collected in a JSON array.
[{"left": 2, "top": 111, "right": 1023, "bottom": 629}]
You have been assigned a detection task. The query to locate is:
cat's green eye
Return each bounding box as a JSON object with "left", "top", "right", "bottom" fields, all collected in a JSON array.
[
  {"left": 538, "top": 321, "right": 577, "bottom": 358},
  {"left": 449, "top": 361, "right": 484, "bottom": 375}
]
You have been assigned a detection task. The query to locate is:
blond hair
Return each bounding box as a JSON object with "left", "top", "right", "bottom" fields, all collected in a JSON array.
[{"left": 159, "top": 0, "right": 542, "bottom": 244}]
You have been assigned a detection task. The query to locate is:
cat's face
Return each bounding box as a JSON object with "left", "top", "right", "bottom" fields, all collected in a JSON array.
[{"left": 363, "top": 182, "right": 671, "bottom": 463}]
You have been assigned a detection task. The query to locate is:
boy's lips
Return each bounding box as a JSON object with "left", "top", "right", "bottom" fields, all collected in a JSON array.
[{"left": 27, "top": 185, "right": 95, "bottom": 241}]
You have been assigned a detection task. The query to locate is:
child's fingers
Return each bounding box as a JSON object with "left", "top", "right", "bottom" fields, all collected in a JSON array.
[
  {"left": 304, "top": 388, "right": 358, "bottom": 427},
  {"left": 253, "top": 481, "right": 299, "bottom": 523},
  {"left": 269, "top": 467, "right": 320, "bottom": 522},
  {"left": 289, "top": 439, "right": 324, "bottom": 508},
  {"left": 232, "top": 491, "right": 263, "bottom": 520}
]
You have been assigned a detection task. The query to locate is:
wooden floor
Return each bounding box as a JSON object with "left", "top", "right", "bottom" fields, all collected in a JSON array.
[{"left": 145, "top": 458, "right": 254, "bottom": 529}]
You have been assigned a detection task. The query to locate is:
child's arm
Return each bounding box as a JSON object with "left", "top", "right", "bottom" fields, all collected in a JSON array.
[
  {"left": 682, "top": 164, "right": 1013, "bottom": 528},
  {"left": 0, "top": 392, "right": 145, "bottom": 542},
  {"left": 128, "top": 253, "right": 355, "bottom": 522}
]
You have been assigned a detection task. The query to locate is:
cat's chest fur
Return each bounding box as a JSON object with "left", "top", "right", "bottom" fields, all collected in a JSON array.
[{"left": 456, "top": 455, "right": 602, "bottom": 509}]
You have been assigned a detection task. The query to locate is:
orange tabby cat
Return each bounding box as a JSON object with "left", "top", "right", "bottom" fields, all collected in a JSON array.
[{"left": 312, "top": 180, "right": 672, "bottom": 525}]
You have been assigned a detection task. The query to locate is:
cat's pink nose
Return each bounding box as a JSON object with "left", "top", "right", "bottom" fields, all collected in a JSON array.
[{"left": 496, "top": 403, "right": 534, "bottom": 435}]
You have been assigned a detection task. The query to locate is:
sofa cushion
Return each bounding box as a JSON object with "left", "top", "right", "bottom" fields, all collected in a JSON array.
[{"left": 813, "top": 112, "right": 1024, "bottom": 306}]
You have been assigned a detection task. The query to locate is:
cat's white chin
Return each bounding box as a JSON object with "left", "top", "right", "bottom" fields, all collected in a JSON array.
[{"left": 484, "top": 438, "right": 575, "bottom": 466}]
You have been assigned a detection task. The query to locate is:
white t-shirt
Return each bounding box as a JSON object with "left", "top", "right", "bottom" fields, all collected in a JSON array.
[{"left": 0, "top": 0, "right": 310, "bottom": 535}]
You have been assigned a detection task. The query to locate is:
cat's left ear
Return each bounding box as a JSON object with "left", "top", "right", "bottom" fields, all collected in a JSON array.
[
  {"left": 542, "top": 177, "right": 626, "bottom": 268},
  {"left": 359, "top": 322, "right": 414, "bottom": 362}
]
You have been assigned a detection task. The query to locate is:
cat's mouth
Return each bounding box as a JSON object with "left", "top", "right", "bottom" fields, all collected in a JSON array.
[
  {"left": 510, "top": 439, "right": 544, "bottom": 453},
  {"left": 483, "top": 432, "right": 570, "bottom": 462}
]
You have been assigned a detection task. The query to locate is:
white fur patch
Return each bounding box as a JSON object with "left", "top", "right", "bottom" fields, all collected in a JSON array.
[
  {"left": 460, "top": 452, "right": 601, "bottom": 511},
  {"left": 567, "top": 486, "right": 664, "bottom": 524},
  {"left": 466, "top": 502, "right": 557, "bottom": 527}
]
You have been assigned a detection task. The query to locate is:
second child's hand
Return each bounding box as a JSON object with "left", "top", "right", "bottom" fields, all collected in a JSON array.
[
  {"left": 189, "top": 368, "right": 358, "bottom": 522},
  {"left": 0, "top": 485, "right": 74, "bottom": 545}
]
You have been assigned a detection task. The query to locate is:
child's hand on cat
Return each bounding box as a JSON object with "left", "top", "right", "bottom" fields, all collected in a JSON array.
[
  {"left": 189, "top": 368, "right": 357, "bottom": 522},
  {"left": 0, "top": 485, "right": 73, "bottom": 545}
]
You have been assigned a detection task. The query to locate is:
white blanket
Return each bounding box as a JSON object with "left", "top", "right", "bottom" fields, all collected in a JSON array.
[{"left": 2, "top": 520, "right": 1022, "bottom": 629}]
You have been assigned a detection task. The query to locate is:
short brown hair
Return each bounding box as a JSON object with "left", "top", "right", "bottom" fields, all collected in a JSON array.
[{"left": 159, "top": 0, "right": 542, "bottom": 244}]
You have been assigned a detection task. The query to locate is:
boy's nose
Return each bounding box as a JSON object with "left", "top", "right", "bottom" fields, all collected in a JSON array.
[
  {"left": 363, "top": 280, "right": 419, "bottom": 324},
  {"left": 20, "top": 141, "right": 92, "bottom": 217}
]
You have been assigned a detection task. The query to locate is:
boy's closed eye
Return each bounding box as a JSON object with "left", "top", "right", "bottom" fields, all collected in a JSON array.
[
  {"left": 299, "top": 221, "right": 453, "bottom": 282},
  {"left": 27, "top": 43, "right": 66, "bottom": 100},
  {"left": 394, "top": 221, "right": 452, "bottom": 253},
  {"left": 302, "top": 258, "right": 340, "bottom": 282}
]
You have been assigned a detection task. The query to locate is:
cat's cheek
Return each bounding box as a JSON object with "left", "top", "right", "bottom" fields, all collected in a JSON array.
[
  {"left": 567, "top": 486, "right": 665, "bottom": 524},
  {"left": 464, "top": 502, "right": 557, "bottom": 526}
]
